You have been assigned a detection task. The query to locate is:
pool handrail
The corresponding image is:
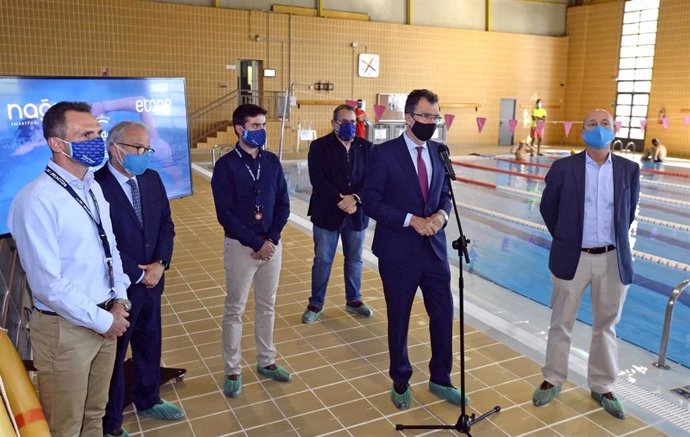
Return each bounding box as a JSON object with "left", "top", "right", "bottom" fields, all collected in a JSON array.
[
  {"left": 211, "top": 144, "right": 234, "bottom": 168},
  {"left": 653, "top": 278, "right": 690, "bottom": 369}
]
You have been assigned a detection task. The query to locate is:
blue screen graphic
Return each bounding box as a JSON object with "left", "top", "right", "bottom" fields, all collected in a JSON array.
[{"left": 0, "top": 76, "right": 193, "bottom": 237}]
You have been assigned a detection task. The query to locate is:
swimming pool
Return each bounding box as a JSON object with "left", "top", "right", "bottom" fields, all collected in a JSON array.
[{"left": 445, "top": 153, "right": 690, "bottom": 369}]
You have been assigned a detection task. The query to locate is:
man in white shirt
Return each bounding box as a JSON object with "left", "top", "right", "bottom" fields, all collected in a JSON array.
[
  {"left": 533, "top": 109, "right": 640, "bottom": 419},
  {"left": 8, "top": 101, "right": 131, "bottom": 437}
]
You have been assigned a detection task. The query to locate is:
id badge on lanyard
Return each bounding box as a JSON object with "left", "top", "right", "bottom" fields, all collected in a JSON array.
[{"left": 237, "top": 148, "right": 264, "bottom": 225}]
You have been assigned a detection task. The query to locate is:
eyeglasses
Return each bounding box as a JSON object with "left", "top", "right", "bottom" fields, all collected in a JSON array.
[
  {"left": 410, "top": 113, "right": 443, "bottom": 123},
  {"left": 335, "top": 119, "right": 356, "bottom": 126},
  {"left": 118, "top": 143, "right": 155, "bottom": 155}
]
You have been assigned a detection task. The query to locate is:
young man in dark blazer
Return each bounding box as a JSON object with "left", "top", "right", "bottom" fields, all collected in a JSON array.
[
  {"left": 533, "top": 109, "right": 640, "bottom": 420},
  {"left": 362, "top": 89, "right": 467, "bottom": 410},
  {"left": 95, "top": 121, "right": 181, "bottom": 437},
  {"left": 302, "top": 104, "right": 374, "bottom": 324}
]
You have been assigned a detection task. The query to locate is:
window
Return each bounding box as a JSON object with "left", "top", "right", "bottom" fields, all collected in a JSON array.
[{"left": 614, "top": 0, "right": 659, "bottom": 142}]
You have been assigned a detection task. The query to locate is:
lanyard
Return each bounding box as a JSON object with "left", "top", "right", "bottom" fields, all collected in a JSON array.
[
  {"left": 235, "top": 147, "right": 261, "bottom": 182},
  {"left": 235, "top": 147, "right": 263, "bottom": 213},
  {"left": 44, "top": 166, "right": 115, "bottom": 289}
]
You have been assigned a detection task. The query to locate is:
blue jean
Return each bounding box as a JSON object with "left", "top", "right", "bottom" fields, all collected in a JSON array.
[{"left": 309, "top": 218, "right": 365, "bottom": 308}]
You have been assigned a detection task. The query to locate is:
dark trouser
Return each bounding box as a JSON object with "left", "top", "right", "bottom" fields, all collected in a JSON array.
[
  {"left": 103, "top": 286, "right": 162, "bottom": 432},
  {"left": 378, "top": 242, "right": 453, "bottom": 386}
]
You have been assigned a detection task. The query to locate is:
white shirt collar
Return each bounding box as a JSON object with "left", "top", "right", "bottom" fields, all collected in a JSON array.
[
  {"left": 585, "top": 150, "right": 612, "bottom": 167},
  {"left": 107, "top": 161, "right": 136, "bottom": 186},
  {"left": 403, "top": 131, "right": 426, "bottom": 151},
  {"left": 48, "top": 159, "right": 95, "bottom": 189}
]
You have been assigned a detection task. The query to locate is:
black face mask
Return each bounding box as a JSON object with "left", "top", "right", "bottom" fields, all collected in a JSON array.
[{"left": 410, "top": 120, "right": 437, "bottom": 142}]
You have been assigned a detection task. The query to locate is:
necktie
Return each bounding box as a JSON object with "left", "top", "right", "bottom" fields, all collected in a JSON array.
[
  {"left": 416, "top": 146, "right": 429, "bottom": 202},
  {"left": 126, "top": 178, "right": 143, "bottom": 225}
]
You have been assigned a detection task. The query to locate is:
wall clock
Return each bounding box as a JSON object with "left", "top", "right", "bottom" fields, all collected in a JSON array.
[{"left": 358, "top": 53, "right": 379, "bottom": 78}]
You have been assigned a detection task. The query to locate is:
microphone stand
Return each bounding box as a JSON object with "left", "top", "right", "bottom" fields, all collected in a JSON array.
[{"left": 396, "top": 145, "right": 500, "bottom": 436}]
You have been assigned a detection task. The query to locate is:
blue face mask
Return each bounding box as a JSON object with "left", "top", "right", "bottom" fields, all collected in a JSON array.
[
  {"left": 337, "top": 122, "right": 356, "bottom": 141},
  {"left": 242, "top": 128, "right": 266, "bottom": 148},
  {"left": 582, "top": 125, "right": 615, "bottom": 149},
  {"left": 59, "top": 136, "right": 106, "bottom": 167},
  {"left": 123, "top": 152, "right": 151, "bottom": 176}
]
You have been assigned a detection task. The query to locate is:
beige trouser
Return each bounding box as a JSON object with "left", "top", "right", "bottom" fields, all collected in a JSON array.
[
  {"left": 222, "top": 237, "right": 282, "bottom": 376},
  {"left": 542, "top": 249, "right": 628, "bottom": 394},
  {"left": 31, "top": 311, "right": 116, "bottom": 437}
]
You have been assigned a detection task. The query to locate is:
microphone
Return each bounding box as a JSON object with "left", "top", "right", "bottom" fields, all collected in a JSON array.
[{"left": 438, "top": 144, "right": 456, "bottom": 179}]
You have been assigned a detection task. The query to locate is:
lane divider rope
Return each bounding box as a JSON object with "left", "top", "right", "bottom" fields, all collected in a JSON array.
[
  {"left": 544, "top": 155, "right": 690, "bottom": 179},
  {"left": 496, "top": 157, "right": 690, "bottom": 191},
  {"left": 491, "top": 184, "right": 690, "bottom": 232},
  {"left": 455, "top": 188, "right": 690, "bottom": 272},
  {"left": 452, "top": 160, "right": 690, "bottom": 208}
]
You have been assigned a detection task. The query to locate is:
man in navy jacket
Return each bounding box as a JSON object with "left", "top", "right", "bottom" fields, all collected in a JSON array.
[
  {"left": 302, "top": 104, "right": 374, "bottom": 324},
  {"left": 362, "top": 89, "right": 466, "bottom": 410},
  {"left": 96, "top": 121, "right": 181, "bottom": 437},
  {"left": 533, "top": 109, "right": 640, "bottom": 420}
]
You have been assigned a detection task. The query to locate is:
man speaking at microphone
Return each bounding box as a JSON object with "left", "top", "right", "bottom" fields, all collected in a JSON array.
[{"left": 362, "top": 89, "right": 467, "bottom": 410}]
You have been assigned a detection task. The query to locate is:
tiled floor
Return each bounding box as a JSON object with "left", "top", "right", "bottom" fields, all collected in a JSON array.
[{"left": 122, "top": 173, "right": 668, "bottom": 436}]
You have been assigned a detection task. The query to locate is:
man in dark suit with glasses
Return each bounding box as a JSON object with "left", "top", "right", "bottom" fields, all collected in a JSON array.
[{"left": 362, "top": 89, "right": 467, "bottom": 410}]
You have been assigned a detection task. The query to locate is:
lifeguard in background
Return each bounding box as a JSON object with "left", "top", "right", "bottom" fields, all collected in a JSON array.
[
  {"left": 355, "top": 99, "right": 368, "bottom": 139},
  {"left": 530, "top": 99, "right": 547, "bottom": 155}
]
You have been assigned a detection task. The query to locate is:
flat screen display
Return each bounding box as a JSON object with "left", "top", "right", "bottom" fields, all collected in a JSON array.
[{"left": 0, "top": 76, "right": 193, "bottom": 237}]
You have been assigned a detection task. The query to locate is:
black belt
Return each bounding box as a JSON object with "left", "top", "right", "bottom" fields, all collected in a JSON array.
[
  {"left": 34, "top": 301, "right": 108, "bottom": 317},
  {"left": 581, "top": 244, "right": 616, "bottom": 255}
]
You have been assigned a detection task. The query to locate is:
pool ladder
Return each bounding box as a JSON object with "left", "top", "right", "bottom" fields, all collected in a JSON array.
[
  {"left": 653, "top": 279, "right": 690, "bottom": 369},
  {"left": 612, "top": 139, "right": 636, "bottom": 154}
]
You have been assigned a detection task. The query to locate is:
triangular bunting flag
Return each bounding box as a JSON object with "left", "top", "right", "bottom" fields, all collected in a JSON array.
[
  {"left": 444, "top": 114, "right": 456, "bottom": 130},
  {"left": 508, "top": 119, "right": 518, "bottom": 134},
  {"left": 536, "top": 120, "right": 545, "bottom": 135},
  {"left": 615, "top": 121, "right": 622, "bottom": 133},
  {"left": 345, "top": 99, "right": 358, "bottom": 108},
  {"left": 476, "top": 117, "right": 487, "bottom": 134},
  {"left": 373, "top": 104, "right": 386, "bottom": 122},
  {"left": 640, "top": 119, "right": 647, "bottom": 131},
  {"left": 662, "top": 117, "right": 669, "bottom": 129},
  {"left": 563, "top": 121, "right": 573, "bottom": 137}
]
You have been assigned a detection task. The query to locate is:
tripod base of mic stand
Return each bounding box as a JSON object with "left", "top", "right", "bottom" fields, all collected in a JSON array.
[{"left": 396, "top": 405, "right": 501, "bottom": 436}]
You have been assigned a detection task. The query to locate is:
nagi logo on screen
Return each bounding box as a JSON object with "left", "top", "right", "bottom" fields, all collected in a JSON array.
[{"left": 6, "top": 98, "right": 54, "bottom": 125}]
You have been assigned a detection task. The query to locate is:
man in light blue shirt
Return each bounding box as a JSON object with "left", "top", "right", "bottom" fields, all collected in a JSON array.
[
  {"left": 8, "top": 101, "right": 131, "bottom": 437},
  {"left": 533, "top": 109, "right": 640, "bottom": 420}
]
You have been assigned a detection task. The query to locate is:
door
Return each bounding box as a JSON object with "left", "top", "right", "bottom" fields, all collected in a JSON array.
[
  {"left": 498, "top": 98, "right": 516, "bottom": 146},
  {"left": 237, "top": 60, "right": 262, "bottom": 105}
]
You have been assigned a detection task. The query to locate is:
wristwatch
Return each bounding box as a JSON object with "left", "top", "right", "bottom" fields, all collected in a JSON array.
[
  {"left": 106, "top": 298, "right": 132, "bottom": 312},
  {"left": 158, "top": 259, "right": 169, "bottom": 269}
]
